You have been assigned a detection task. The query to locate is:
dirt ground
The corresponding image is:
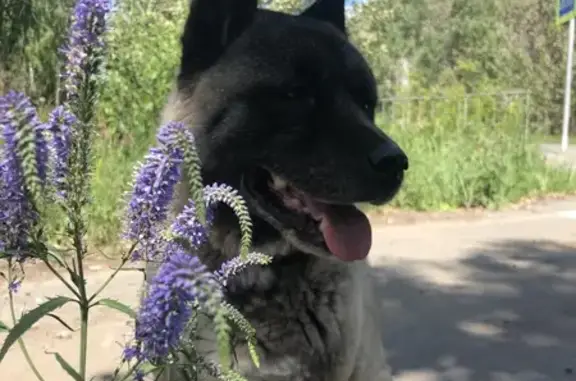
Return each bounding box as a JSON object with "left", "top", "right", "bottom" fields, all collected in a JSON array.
[{"left": 1, "top": 196, "right": 576, "bottom": 381}]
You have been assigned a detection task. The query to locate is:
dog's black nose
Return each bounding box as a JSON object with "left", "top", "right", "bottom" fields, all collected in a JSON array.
[{"left": 368, "top": 141, "right": 409, "bottom": 172}]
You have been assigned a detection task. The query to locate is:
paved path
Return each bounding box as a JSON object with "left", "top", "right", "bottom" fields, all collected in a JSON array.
[
  {"left": 371, "top": 198, "right": 576, "bottom": 381},
  {"left": 1, "top": 198, "right": 576, "bottom": 381},
  {"left": 540, "top": 143, "right": 576, "bottom": 168}
]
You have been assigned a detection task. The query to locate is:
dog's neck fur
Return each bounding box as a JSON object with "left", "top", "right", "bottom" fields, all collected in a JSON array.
[
  {"left": 160, "top": 89, "right": 357, "bottom": 306},
  {"left": 169, "top": 157, "right": 308, "bottom": 293}
]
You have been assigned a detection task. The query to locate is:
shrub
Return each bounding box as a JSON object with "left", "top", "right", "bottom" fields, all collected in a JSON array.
[
  {"left": 379, "top": 89, "right": 576, "bottom": 210},
  {"left": 0, "top": 2, "right": 266, "bottom": 381}
]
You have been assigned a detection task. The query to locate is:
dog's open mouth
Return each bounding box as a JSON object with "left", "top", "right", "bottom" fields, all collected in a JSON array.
[{"left": 242, "top": 168, "right": 372, "bottom": 261}]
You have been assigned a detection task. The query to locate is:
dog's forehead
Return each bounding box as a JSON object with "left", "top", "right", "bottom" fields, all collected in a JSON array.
[
  {"left": 249, "top": 18, "right": 366, "bottom": 75},
  {"left": 195, "top": 12, "right": 377, "bottom": 104},
  {"left": 216, "top": 17, "right": 375, "bottom": 91}
]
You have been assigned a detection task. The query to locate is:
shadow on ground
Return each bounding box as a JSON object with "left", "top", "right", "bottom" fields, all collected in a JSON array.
[{"left": 374, "top": 239, "right": 576, "bottom": 381}]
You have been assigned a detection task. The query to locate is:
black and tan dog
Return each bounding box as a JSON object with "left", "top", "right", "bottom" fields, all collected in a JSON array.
[{"left": 151, "top": 0, "right": 409, "bottom": 380}]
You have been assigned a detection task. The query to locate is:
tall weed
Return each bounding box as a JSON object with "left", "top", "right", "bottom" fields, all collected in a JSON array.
[{"left": 382, "top": 91, "right": 576, "bottom": 210}]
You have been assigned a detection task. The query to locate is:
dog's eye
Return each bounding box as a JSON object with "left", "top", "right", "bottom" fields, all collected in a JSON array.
[
  {"left": 284, "top": 86, "right": 308, "bottom": 100},
  {"left": 361, "top": 102, "right": 376, "bottom": 119},
  {"left": 279, "top": 86, "right": 315, "bottom": 108}
]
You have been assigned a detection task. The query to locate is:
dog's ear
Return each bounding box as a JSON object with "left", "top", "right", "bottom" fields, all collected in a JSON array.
[
  {"left": 180, "top": 0, "right": 258, "bottom": 75},
  {"left": 300, "top": 0, "right": 346, "bottom": 34}
]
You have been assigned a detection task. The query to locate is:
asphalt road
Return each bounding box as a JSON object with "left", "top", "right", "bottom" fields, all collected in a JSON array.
[
  {"left": 371, "top": 198, "right": 576, "bottom": 381},
  {"left": 1, "top": 197, "right": 576, "bottom": 381}
]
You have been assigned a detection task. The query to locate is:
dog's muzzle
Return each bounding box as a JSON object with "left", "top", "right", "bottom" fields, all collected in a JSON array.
[{"left": 368, "top": 139, "right": 409, "bottom": 173}]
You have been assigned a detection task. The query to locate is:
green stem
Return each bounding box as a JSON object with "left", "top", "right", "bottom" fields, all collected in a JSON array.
[
  {"left": 87, "top": 241, "right": 138, "bottom": 304},
  {"left": 87, "top": 259, "right": 126, "bottom": 304},
  {"left": 42, "top": 259, "right": 82, "bottom": 300},
  {"left": 7, "top": 265, "right": 46, "bottom": 381},
  {"left": 79, "top": 305, "right": 88, "bottom": 380},
  {"left": 75, "top": 248, "right": 89, "bottom": 379},
  {"left": 69, "top": 215, "right": 89, "bottom": 379},
  {"left": 116, "top": 362, "right": 140, "bottom": 381}
]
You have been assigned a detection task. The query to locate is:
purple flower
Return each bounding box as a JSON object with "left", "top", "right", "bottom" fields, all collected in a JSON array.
[
  {"left": 133, "top": 370, "right": 145, "bottom": 381},
  {"left": 124, "top": 147, "right": 183, "bottom": 258},
  {"left": 170, "top": 202, "right": 213, "bottom": 250},
  {"left": 170, "top": 182, "right": 252, "bottom": 251},
  {"left": 0, "top": 91, "right": 46, "bottom": 256},
  {"left": 61, "top": 0, "right": 112, "bottom": 100},
  {"left": 122, "top": 345, "right": 141, "bottom": 362},
  {"left": 156, "top": 121, "right": 189, "bottom": 150},
  {"left": 133, "top": 245, "right": 222, "bottom": 362},
  {"left": 8, "top": 280, "right": 21, "bottom": 293},
  {"left": 124, "top": 122, "right": 197, "bottom": 260},
  {"left": 0, "top": 91, "right": 49, "bottom": 186},
  {"left": 46, "top": 106, "right": 76, "bottom": 197}
]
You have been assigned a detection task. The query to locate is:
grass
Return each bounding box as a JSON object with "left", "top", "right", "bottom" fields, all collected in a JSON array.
[
  {"left": 77, "top": 107, "right": 576, "bottom": 247},
  {"left": 3, "top": 0, "right": 576, "bottom": 248},
  {"left": 87, "top": 140, "right": 149, "bottom": 244},
  {"left": 387, "top": 125, "right": 576, "bottom": 211},
  {"left": 376, "top": 94, "right": 576, "bottom": 211}
]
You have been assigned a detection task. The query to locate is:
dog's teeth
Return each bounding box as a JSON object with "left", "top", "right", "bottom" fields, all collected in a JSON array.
[{"left": 271, "top": 174, "right": 288, "bottom": 189}]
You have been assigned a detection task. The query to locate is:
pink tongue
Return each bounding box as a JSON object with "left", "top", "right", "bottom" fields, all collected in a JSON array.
[{"left": 319, "top": 205, "right": 372, "bottom": 261}]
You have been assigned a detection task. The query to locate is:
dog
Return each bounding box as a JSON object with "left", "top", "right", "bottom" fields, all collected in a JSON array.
[{"left": 146, "top": 0, "right": 409, "bottom": 380}]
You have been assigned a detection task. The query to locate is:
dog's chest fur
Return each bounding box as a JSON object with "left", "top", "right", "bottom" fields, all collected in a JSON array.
[{"left": 193, "top": 253, "right": 368, "bottom": 381}]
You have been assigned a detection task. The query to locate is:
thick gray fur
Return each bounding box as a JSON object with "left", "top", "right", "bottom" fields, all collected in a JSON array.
[{"left": 141, "top": 1, "right": 409, "bottom": 380}]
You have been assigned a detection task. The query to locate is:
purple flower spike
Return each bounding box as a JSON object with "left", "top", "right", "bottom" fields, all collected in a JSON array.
[
  {"left": 171, "top": 203, "right": 214, "bottom": 250},
  {"left": 156, "top": 121, "right": 197, "bottom": 154},
  {"left": 124, "top": 147, "right": 183, "bottom": 258},
  {"left": 122, "top": 345, "right": 141, "bottom": 362},
  {"left": 0, "top": 91, "right": 45, "bottom": 257},
  {"left": 0, "top": 91, "right": 49, "bottom": 186},
  {"left": 124, "top": 121, "right": 198, "bottom": 260},
  {"left": 47, "top": 106, "right": 76, "bottom": 197},
  {"left": 133, "top": 245, "right": 221, "bottom": 362},
  {"left": 61, "top": 0, "right": 112, "bottom": 100}
]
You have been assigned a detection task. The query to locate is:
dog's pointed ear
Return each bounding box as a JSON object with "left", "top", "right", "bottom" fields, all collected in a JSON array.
[
  {"left": 180, "top": 0, "right": 258, "bottom": 75},
  {"left": 300, "top": 0, "right": 346, "bottom": 34}
]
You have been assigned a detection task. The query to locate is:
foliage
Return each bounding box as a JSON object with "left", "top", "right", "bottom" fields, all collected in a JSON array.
[
  {"left": 2, "top": 0, "right": 576, "bottom": 247},
  {"left": 98, "top": 0, "right": 187, "bottom": 144},
  {"left": 347, "top": 0, "right": 572, "bottom": 135},
  {"left": 0, "top": 1, "right": 575, "bottom": 379},
  {"left": 84, "top": 0, "right": 189, "bottom": 243},
  {"left": 0, "top": 0, "right": 76, "bottom": 104},
  {"left": 380, "top": 88, "right": 576, "bottom": 210},
  {"left": 0, "top": 1, "right": 270, "bottom": 381}
]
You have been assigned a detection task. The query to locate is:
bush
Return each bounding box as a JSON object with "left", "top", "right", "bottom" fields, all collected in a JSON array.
[
  {"left": 379, "top": 88, "right": 576, "bottom": 210},
  {"left": 86, "top": 0, "right": 188, "bottom": 243},
  {"left": 0, "top": 2, "right": 266, "bottom": 380},
  {"left": 15, "top": 0, "right": 574, "bottom": 246},
  {"left": 98, "top": 0, "right": 187, "bottom": 143},
  {"left": 0, "top": 0, "right": 77, "bottom": 103}
]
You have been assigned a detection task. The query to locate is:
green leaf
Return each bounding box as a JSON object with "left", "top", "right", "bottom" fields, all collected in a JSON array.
[
  {"left": 43, "top": 246, "right": 70, "bottom": 268},
  {"left": 52, "top": 352, "right": 83, "bottom": 381},
  {"left": 47, "top": 314, "right": 75, "bottom": 332},
  {"left": 95, "top": 298, "right": 137, "bottom": 319},
  {"left": 0, "top": 296, "right": 73, "bottom": 362},
  {"left": 0, "top": 321, "right": 9, "bottom": 332}
]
